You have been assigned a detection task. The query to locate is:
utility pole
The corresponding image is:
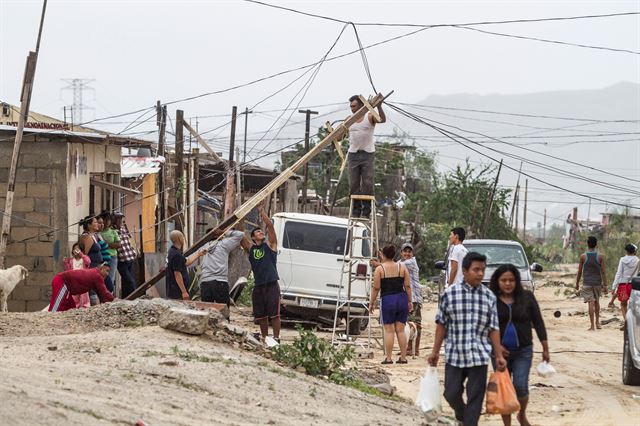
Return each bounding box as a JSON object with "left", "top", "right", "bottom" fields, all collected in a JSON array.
[
  {"left": 242, "top": 107, "right": 252, "bottom": 164},
  {"left": 522, "top": 179, "right": 528, "bottom": 240},
  {"left": 509, "top": 162, "right": 523, "bottom": 227},
  {"left": 543, "top": 208, "right": 547, "bottom": 243},
  {"left": 0, "top": 0, "right": 48, "bottom": 269},
  {"left": 298, "top": 109, "right": 318, "bottom": 213},
  {"left": 514, "top": 186, "right": 520, "bottom": 236},
  {"left": 175, "top": 109, "right": 184, "bottom": 231},
  {"left": 587, "top": 197, "right": 592, "bottom": 229},
  {"left": 224, "top": 106, "right": 238, "bottom": 219},
  {"left": 482, "top": 159, "right": 502, "bottom": 237},
  {"left": 156, "top": 101, "right": 168, "bottom": 251},
  {"left": 236, "top": 147, "right": 243, "bottom": 206}
]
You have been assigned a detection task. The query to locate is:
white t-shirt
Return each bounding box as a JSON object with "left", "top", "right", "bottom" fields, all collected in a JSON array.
[{"left": 447, "top": 244, "right": 468, "bottom": 286}]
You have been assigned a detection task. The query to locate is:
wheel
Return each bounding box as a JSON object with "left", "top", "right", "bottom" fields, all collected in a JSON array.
[
  {"left": 622, "top": 327, "right": 640, "bottom": 385},
  {"left": 347, "top": 317, "right": 362, "bottom": 336}
]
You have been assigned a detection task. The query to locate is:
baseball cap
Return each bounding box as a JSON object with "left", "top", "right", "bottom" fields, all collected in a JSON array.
[{"left": 401, "top": 243, "right": 413, "bottom": 251}]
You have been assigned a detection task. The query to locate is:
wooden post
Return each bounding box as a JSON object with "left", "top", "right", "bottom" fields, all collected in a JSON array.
[
  {"left": 156, "top": 101, "right": 168, "bottom": 252},
  {"left": 482, "top": 159, "right": 502, "bottom": 238},
  {"left": 522, "top": 179, "right": 528, "bottom": 240},
  {"left": 236, "top": 147, "right": 242, "bottom": 207},
  {"left": 224, "top": 106, "right": 238, "bottom": 219},
  {"left": 242, "top": 107, "right": 252, "bottom": 164},
  {"left": 543, "top": 208, "right": 547, "bottom": 242},
  {"left": 298, "top": 109, "right": 318, "bottom": 213},
  {"left": 0, "top": 0, "right": 47, "bottom": 268},
  {"left": 175, "top": 110, "right": 184, "bottom": 231},
  {"left": 514, "top": 185, "right": 520, "bottom": 235},
  {"left": 126, "top": 92, "right": 392, "bottom": 300},
  {"left": 509, "top": 162, "right": 523, "bottom": 228}
]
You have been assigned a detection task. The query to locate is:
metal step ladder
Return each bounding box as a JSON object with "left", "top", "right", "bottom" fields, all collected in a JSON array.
[{"left": 331, "top": 195, "right": 379, "bottom": 357}]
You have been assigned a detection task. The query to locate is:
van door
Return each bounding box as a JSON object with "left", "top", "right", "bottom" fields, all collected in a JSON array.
[{"left": 278, "top": 220, "right": 349, "bottom": 300}]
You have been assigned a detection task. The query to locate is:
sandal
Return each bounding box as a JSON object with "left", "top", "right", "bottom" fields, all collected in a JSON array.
[
  {"left": 396, "top": 358, "right": 408, "bottom": 364},
  {"left": 381, "top": 359, "right": 393, "bottom": 365}
]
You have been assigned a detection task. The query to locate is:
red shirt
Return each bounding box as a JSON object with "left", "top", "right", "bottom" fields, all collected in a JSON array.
[{"left": 58, "top": 268, "right": 114, "bottom": 303}]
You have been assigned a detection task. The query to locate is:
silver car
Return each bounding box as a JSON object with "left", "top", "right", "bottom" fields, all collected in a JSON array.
[{"left": 623, "top": 277, "right": 640, "bottom": 385}]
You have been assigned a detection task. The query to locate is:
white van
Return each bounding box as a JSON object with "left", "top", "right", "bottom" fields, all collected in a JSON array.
[{"left": 272, "top": 212, "right": 371, "bottom": 334}]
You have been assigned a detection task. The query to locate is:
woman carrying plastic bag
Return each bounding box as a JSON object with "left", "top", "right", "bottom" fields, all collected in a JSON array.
[
  {"left": 486, "top": 369, "right": 520, "bottom": 415},
  {"left": 415, "top": 366, "right": 442, "bottom": 421}
]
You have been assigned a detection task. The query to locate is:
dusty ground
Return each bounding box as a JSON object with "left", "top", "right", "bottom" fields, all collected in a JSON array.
[{"left": 2, "top": 265, "right": 639, "bottom": 425}]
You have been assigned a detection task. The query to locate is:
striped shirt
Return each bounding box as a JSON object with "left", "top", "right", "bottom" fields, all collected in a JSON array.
[{"left": 436, "top": 281, "right": 499, "bottom": 368}]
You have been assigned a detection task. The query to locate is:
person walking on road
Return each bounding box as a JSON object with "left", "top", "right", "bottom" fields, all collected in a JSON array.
[
  {"left": 490, "top": 264, "right": 550, "bottom": 426},
  {"left": 446, "top": 227, "right": 468, "bottom": 287},
  {"left": 241, "top": 204, "right": 281, "bottom": 343},
  {"left": 345, "top": 94, "right": 386, "bottom": 217},
  {"left": 609, "top": 244, "right": 639, "bottom": 329},
  {"left": 200, "top": 226, "right": 245, "bottom": 306},
  {"left": 400, "top": 242, "right": 422, "bottom": 356},
  {"left": 427, "top": 252, "right": 507, "bottom": 426},
  {"left": 575, "top": 236, "right": 608, "bottom": 330},
  {"left": 370, "top": 244, "right": 412, "bottom": 364}
]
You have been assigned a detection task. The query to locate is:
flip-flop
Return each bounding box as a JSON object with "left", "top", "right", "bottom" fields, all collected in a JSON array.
[
  {"left": 396, "top": 359, "right": 408, "bottom": 364},
  {"left": 381, "top": 359, "right": 393, "bottom": 365}
]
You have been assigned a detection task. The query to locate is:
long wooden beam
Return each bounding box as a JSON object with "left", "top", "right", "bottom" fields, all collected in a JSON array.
[
  {"left": 183, "top": 120, "right": 223, "bottom": 163},
  {"left": 126, "top": 92, "right": 392, "bottom": 300}
]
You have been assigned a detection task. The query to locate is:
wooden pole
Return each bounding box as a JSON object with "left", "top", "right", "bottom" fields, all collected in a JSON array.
[
  {"left": 482, "top": 159, "right": 502, "bottom": 237},
  {"left": 175, "top": 110, "right": 184, "bottom": 231},
  {"left": 0, "top": 0, "right": 47, "bottom": 268},
  {"left": 126, "top": 92, "right": 391, "bottom": 300},
  {"left": 156, "top": 101, "right": 167, "bottom": 252},
  {"left": 514, "top": 185, "right": 520, "bottom": 236},
  {"left": 299, "top": 109, "right": 318, "bottom": 213},
  {"left": 543, "top": 208, "right": 547, "bottom": 242},
  {"left": 223, "top": 106, "right": 238, "bottom": 219},
  {"left": 242, "top": 107, "right": 252, "bottom": 164},
  {"left": 522, "top": 179, "right": 528, "bottom": 240},
  {"left": 509, "top": 162, "right": 523, "bottom": 228},
  {"left": 236, "top": 147, "right": 242, "bottom": 207}
]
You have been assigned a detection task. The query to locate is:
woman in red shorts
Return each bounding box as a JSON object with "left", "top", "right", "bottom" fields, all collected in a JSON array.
[{"left": 611, "top": 244, "right": 638, "bottom": 328}]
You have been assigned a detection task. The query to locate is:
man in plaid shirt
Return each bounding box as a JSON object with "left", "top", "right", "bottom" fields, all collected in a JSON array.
[
  {"left": 428, "top": 252, "right": 506, "bottom": 426},
  {"left": 114, "top": 213, "right": 138, "bottom": 298}
]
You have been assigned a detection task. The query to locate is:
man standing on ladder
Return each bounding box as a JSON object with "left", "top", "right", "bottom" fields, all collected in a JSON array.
[{"left": 346, "top": 95, "right": 386, "bottom": 217}]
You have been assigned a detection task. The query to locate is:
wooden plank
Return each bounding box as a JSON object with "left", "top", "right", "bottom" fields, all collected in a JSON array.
[
  {"left": 358, "top": 95, "right": 381, "bottom": 123},
  {"left": 126, "top": 91, "right": 392, "bottom": 300},
  {"left": 141, "top": 174, "right": 156, "bottom": 253},
  {"left": 183, "top": 120, "right": 223, "bottom": 163},
  {"left": 89, "top": 177, "right": 141, "bottom": 197}
]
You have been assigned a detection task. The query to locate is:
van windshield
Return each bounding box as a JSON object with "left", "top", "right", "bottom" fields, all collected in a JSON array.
[
  {"left": 282, "top": 222, "right": 349, "bottom": 255},
  {"left": 463, "top": 243, "right": 528, "bottom": 269}
]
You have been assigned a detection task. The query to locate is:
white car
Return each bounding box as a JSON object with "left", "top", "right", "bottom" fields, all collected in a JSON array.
[
  {"left": 623, "top": 276, "right": 640, "bottom": 385},
  {"left": 272, "top": 213, "right": 371, "bottom": 334}
]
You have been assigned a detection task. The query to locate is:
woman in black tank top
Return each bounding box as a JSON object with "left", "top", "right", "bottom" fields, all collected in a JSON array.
[{"left": 370, "top": 245, "right": 413, "bottom": 364}]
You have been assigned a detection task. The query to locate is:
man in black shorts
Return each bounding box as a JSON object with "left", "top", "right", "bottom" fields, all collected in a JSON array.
[{"left": 241, "top": 203, "right": 281, "bottom": 342}]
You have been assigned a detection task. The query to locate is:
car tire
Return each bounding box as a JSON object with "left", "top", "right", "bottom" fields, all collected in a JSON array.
[{"left": 622, "top": 326, "right": 640, "bottom": 385}]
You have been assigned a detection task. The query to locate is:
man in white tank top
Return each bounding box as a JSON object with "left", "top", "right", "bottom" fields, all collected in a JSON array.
[{"left": 347, "top": 95, "right": 386, "bottom": 217}]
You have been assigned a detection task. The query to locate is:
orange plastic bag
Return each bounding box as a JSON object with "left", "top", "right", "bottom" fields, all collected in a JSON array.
[{"left": 485, "top": 370, "right": 521, "bottom": 415}]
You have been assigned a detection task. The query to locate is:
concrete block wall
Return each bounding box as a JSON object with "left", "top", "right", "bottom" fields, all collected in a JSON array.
[{"left": 0, "top": 138, "right": 69, "bottom": 311}]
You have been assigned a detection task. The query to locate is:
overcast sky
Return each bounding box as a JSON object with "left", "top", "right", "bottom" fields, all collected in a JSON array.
[{"left": 2, "top": 0, "right": 639, "bottom": 227}]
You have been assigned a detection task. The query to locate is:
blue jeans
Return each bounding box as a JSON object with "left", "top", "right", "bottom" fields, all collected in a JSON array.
[
  {"left": 107, "top": 256, "right": 118, "bottom": 288},
  {"left": 492, "top": 344, "right": 533, "bottom": 398},
  {"left": 117, "top": 260, "right": 137, "bottom": 298}
]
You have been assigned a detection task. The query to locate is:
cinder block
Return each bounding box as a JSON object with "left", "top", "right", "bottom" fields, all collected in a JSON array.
[
  {"left": 33, "top": 256, "right": 54, "bottom": 272},
  {"left": 7, "top": 300, "right": 26, "bottom": 312},
  {"left": 10, "top": 285, "right": 41, "bottom": 301},
  {"left": 12, "top": 197, "right": 34, "bottom": 213},
  {"left": 34, "top": 197, "right": 51, "bottom": 213},
  {"left": 21, "top": 154, "right": 52, "bottom": 168},
  {"left": 25, "top": 271, "right": 53, "bottom": 286},
  {"left": 36, "top": 168, "right": 53, "bottom": 182},
  {"left": 6, "top": 256, "right": 34, "bottom": 269},
  {"left": 10, "top": 227, "right": 36, "bottom": 241},
  {"left": 0, "top": 168, "right": 8, "bottom": 181},
  {"left": 26, "top": 183, "right": 52, "bottom": 198},
  {"left": 25, "top": 212, "right": 50, "bottom": 227},
  {"left": 15, "top": 168, "right": 36, "bottom": 183},
  {"left": 25, "top": 241, "right": 51, "bottom": 257},
  {"left": 6, "top": 242, "right": 25, "bottom": 256},
  {"left": 27, "top": 300, "right": 48, "bottom": 312}
]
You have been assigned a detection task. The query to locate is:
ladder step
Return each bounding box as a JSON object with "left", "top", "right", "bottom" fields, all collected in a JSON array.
[{"left": 350, "top": 195, "right": 376, "bottom": 201}]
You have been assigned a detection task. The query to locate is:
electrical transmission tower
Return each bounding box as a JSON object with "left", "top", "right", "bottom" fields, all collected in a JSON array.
[{"left": 61, "top": 78, "right": 94, "bottom": 125}]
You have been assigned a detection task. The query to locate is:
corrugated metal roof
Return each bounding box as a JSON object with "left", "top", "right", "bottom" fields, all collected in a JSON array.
[{"left": 121, "top": 156, "right": 165, "bottom": 178}]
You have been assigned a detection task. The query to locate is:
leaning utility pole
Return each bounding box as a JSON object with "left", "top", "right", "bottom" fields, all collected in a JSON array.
[
  {"left": 522, "top": 179, "right": 528, "bottom": 240},
  {"left": 175, "top": 110, "right": 185, "bottom": 231},
  {"left": 224, "top": 106, "right": 238, "bottom": 219},
  {"left": 126, "top": 92, "right": 392, "bottom": 300},
  {"left": 242, "top": 107, "right": 252, "bottom": 164},
  {"left": 0, "top": 0, "right": 48, "bottom": 269},
  {"left": 543, "top": 208, "right": 547, "bottom": 242},
  {"left": 482, "top": 159, "right": 503, "bottom": 237},
  {"left": 509, "top": 162, "right": 523, "bottom": 228},
  {"left": 156, "top": 101, "right": 168, "bottom": 251},
  {"left": 298, "top": 109, "right": 318, "bottom": 213}
]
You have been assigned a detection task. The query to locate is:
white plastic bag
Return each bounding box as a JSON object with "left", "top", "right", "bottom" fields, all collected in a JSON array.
[
  {"left": 415, "top": 366, "right": 442, "bottom": 421},
  {"left": 536, "top": 361, "right": 557, "bottom": 378}
]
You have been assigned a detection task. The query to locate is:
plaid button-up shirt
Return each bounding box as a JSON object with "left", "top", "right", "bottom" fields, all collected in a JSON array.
[
  {"left": 116, "top": 225, "right": 137, "bottom": 262},
  {"left": 436, "top": 281, "right": 499, "bottom": 368}
]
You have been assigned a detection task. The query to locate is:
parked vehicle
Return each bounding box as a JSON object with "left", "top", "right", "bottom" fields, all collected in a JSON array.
[
  {"left": 436, "top": 239, "right": 542, "bottom": 292},
  {"left": 272, "top": 213, "right": 371, "bottom": 334},
  {"left": 623, "top": 276, "right": 640, "bottom": 385}
]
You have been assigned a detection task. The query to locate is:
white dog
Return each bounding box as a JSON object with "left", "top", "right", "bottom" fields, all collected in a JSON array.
[{"left": 0, "top": 265, "right": 29, "bottom": 312}]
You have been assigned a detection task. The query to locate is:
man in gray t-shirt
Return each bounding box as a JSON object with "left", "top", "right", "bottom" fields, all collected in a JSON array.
[{"left": 200, "top": 228, "right": 245, "bottom": 305}]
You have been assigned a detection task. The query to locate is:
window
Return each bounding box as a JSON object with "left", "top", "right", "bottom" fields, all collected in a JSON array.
[
  {"left": 464, "top": 244, "right": 528, "bottom": 269},
  {"left": 283, "top": 221, "right": 349, "bottom": 255}
]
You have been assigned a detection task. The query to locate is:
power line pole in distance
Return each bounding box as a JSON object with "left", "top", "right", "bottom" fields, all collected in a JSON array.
[{"left": 298, "top": 109, "right": 318, "bottom": 213}]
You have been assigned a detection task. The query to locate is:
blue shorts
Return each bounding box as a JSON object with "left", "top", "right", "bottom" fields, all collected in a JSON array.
[{"left": 380, "top": 292, "right": 409, "bottom": 325}]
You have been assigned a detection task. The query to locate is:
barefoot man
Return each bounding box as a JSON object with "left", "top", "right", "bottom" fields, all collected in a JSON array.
[{"left": 575, "top": 236, "right": 607, "bottom": 330}]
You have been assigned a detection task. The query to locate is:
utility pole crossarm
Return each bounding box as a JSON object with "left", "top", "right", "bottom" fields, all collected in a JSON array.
[{"left": 125, "top": 91, "right": 393, "bottom": 300}]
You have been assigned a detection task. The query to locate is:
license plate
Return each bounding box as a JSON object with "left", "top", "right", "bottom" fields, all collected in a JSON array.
[{"left": 299, "top": 297, "right": 319, "bottom": 308}]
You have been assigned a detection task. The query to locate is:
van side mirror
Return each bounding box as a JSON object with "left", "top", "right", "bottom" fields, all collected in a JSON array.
[
  {"left": 632, "top": 277, "right": 640, "bottom": 291},
  {"left": 530, "top": 262, "right": 543, "bottom": 273},
  {"left": 434, "top": 260, "right": 446, "bottom": 270}
]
